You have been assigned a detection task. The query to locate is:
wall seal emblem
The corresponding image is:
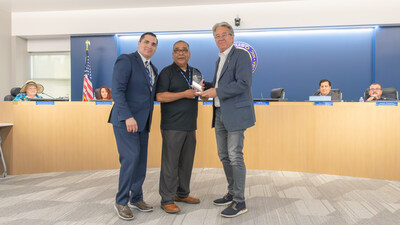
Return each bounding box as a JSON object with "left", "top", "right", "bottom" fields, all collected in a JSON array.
[{"left": 234, "top": 41, "right": 258, "bottom": 73}]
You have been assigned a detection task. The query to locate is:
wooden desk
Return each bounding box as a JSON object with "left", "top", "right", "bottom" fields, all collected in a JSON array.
[{"left": 0, "top": 101, "right": 399, "bottom": 181}]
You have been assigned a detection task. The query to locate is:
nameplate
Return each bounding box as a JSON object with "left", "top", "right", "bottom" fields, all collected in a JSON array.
[
  {"left": 314, "top": 102, "right": 333, "bottom": 106},
  {"left": 95, "top": 101, "right": 112, "bottom": 105},
  {"left": 203, "top": 102, "right": 213, "bottom": 105},
  {"left": 36, "top": 101, "right": 54, "bottom": 105},
  {"left": 254, "top": 102, "right": 269, "bottom": 105},
  {"left": 309, "top": 96, "right": 331, "bottom": 101},
  {"left": 376, "top": 102, "right": 398, "bottom": 106}
]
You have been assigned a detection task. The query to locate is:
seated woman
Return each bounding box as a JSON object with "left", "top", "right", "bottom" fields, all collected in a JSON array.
[
  {"left": 312, "top": 79, "right": 341, "bottom": 101},
  {"left": 13, "top": 80, "right": 44, "bottom": 101},
  {"left": 98, "top": 85, "right": 112, "bottom": 100}
]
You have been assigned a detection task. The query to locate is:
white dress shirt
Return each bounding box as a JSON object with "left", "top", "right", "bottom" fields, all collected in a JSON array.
[
  {"left": 138, "top": 52, "right": 154, "bottom": 87},
  {"left": 214, "top": 45, "right": 233, "bottom": 107}
]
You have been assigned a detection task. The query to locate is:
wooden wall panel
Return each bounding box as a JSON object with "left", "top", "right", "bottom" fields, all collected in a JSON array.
[{"left": 1, "top": 101, "right": 400, "bottom": 181}]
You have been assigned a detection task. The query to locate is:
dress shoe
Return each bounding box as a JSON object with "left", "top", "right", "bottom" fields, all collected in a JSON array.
[
  {"left": 161, "top": 203, "right": 180, "bottom": 214},
  {"left": 114, "top": 203, "right": 134, "bottom": 220},
  {"left": 174, "top": 195, "right": 200, "bottom": 204},
  {"left": 128, "top": 200, "right": 153, "bottom": 212}
]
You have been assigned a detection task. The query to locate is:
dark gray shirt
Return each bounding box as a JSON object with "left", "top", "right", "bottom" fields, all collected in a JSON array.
[{"left": 156, "top": 63, "right": 199, "bottom": 131}]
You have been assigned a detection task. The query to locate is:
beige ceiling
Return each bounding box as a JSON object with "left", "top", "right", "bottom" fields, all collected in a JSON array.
[{"left": 0, "top": 0, "right": 297, "bottom": 12}]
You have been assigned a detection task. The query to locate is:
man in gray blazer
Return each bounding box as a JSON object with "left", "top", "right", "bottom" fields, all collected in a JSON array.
[
  {"left": 201, "top": 22, "right": 255, "bottom": 218},
  {"left": 312, "top": 79, "right": 341, "bottom": 101}
]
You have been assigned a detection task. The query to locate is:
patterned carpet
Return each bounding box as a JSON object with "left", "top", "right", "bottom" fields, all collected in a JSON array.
[{"left": 0, "top": 168, "right": 399, "bottom": 225}]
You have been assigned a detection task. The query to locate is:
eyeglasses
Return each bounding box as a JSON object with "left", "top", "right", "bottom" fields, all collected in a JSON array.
[
  {"left": 214, "top": 33, "right": 232, "bottom": 39},
  {"left": 369, "top": 88, "right": 381, "bottom": 91},
  {"left": 173, "top": 49, "right": 189, "bottom": 53}
]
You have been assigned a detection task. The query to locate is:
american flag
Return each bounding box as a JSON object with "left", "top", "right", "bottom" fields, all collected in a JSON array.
[{"left": 82, "top": 45, "right": 93, "bottom": 101}]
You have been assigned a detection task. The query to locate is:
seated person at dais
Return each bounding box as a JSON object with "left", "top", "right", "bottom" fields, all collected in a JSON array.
[
  {"left": 13, "top": 80, "right": 44, "bottom": 101},
  {"left": 364, "top": 83, "right": 397, "bottom": 102},
  {"left": 312, "top": 79, "right": 341, "bottom": 101},
  {"left": 98, "top": 85, "right": 112, "bottom": 100}
]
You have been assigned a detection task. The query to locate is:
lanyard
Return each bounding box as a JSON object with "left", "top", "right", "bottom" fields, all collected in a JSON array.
[{"left": 179, "top": 68, "right": 191, "bottom": 89}]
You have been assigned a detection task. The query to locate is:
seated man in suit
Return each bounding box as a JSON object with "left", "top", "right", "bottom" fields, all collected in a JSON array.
[
  {"left": 312, "top": 79, "right": 341, "bottom": 101},
  {"left": 364, "top": 83, "right": 397, "bottom": 101}
]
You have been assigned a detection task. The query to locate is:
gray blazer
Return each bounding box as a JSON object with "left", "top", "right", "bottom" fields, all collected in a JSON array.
[
  {"left": 313, "top": 90, "right": 341, "bottom": 102},
  {"left": 212, "top": 46, "right": 256, "bottom": 131}
]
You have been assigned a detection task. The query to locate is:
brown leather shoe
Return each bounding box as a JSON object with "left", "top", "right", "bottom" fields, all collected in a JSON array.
[
  {"left": 161, "top": 203, "right": 180, "bottom": 214},
  {"left": 114, "top": 203, "right": 134, "bottom": 220},
  {"left": 174, "top": 195, "right": 200, "bottom": 204}
]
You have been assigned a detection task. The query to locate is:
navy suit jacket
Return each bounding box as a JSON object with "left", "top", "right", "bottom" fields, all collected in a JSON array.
[
  {"left": 109, "top": 51, "right": 158, "bottom": 132},
  {"left": 212, "top": 46, "right": 256, "bottom": 131}
]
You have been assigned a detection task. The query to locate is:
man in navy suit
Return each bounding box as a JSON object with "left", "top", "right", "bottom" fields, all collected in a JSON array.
[
  {"left": 201, "top": 22, "right": 256, "bottom": 218},
  {"left": 109, "top": 32, "right": 158, "bottom": 220}
]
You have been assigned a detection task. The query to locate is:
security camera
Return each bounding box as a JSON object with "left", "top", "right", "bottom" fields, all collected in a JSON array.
[{"left": 234, "top": 17, "right": 241, "bottom": 27}]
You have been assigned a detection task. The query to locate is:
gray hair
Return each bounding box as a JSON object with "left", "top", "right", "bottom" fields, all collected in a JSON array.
[
  {"left": 212, "top": 22, "right": 234, "bottom": 37},
  {"left": 173, "top": 40, "right": 190, "bottom": 49}
]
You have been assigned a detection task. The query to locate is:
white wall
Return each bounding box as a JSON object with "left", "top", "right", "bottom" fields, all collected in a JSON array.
[
  {"left": 0, "top": 9, "right": 11, "bottom": 98},
  {"left": 11, "top": 36, "right": 30, "bottom": 88},
  {"left": 27, "top": 38, "right": 70, "bottom": 52},
  {"left": 6, "top": 0, "right": 400, "bottom": 100},
  {"left": 12, "top": 0, "right": 400, "bottom": 37}
]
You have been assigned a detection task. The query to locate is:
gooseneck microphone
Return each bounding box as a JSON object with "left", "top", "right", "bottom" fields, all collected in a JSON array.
[{"left": 41, "top": 92, "right": 55, "bottom": 99}]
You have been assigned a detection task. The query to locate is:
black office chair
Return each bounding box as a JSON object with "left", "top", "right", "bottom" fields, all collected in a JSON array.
[
  {"left": 94, "top": 88, "right": 100, "bottom": 99},
  {"left": 270, "top": 88, "right": 285, "bottom": 99},
  {"left": 364, "top": 87, "right": 398, "bottom": 100},
  {"left": 4, "top": 87, "right": 21, "bottom": 101}
]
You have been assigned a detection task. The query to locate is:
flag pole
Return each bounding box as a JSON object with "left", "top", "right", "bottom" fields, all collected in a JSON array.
[
  {"left": 82, "top": 40, "right": 94, "bottom": 101},
  {"left": 85, "top": 40, "right": 90, "bottom": 63},
  {"left": 85, "top": 40, "right": 90, "bottom": 50}
]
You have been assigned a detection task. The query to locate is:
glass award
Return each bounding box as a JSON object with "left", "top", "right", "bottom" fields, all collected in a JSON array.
[{"left": 192, "top": 68, "right": 203, "bottom": 93}]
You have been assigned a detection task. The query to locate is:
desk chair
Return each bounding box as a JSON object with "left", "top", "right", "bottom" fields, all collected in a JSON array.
[
  {"left": 364, "top": 88, "right": 399, "bottom": 100},
  {"left": 94, "top": 88, "right": 100, "bottom": 99},
  {"left": 270, "top": 88, "right": 285, "bottom": 99},
  {"left": 4, "top": 87, "right": 21, "bottom": 101}
]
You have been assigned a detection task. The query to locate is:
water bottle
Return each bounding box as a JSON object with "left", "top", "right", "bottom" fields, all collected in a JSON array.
[{"left": 359, "top": 97, "right": 364, "bottom": 102}]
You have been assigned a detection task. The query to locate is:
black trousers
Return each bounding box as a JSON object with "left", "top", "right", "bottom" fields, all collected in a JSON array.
[{"left": 159, "top": 129, "right": 196, "bottom": 205}]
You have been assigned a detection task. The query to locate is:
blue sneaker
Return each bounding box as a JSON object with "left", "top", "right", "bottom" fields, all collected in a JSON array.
[
  {"left": 213, "top": 193, "right": 233, "bottom": 206},
  {"left": 220, "top": 201, "right": 247, "bottom": 218}
]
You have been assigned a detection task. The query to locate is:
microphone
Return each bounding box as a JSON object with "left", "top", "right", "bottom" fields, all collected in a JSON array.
[{"left": 41, "top": 92, "right": 55, "bottom": 99}]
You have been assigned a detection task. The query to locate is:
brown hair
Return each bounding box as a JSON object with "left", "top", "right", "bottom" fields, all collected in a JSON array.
[{"left": 99, "top": 86, "right": 112, "bottom": 100}]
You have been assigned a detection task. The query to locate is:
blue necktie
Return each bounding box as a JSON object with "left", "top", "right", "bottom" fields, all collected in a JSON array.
[{"left": 145, "top": 61, "right": 153, "bottom": 86}]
